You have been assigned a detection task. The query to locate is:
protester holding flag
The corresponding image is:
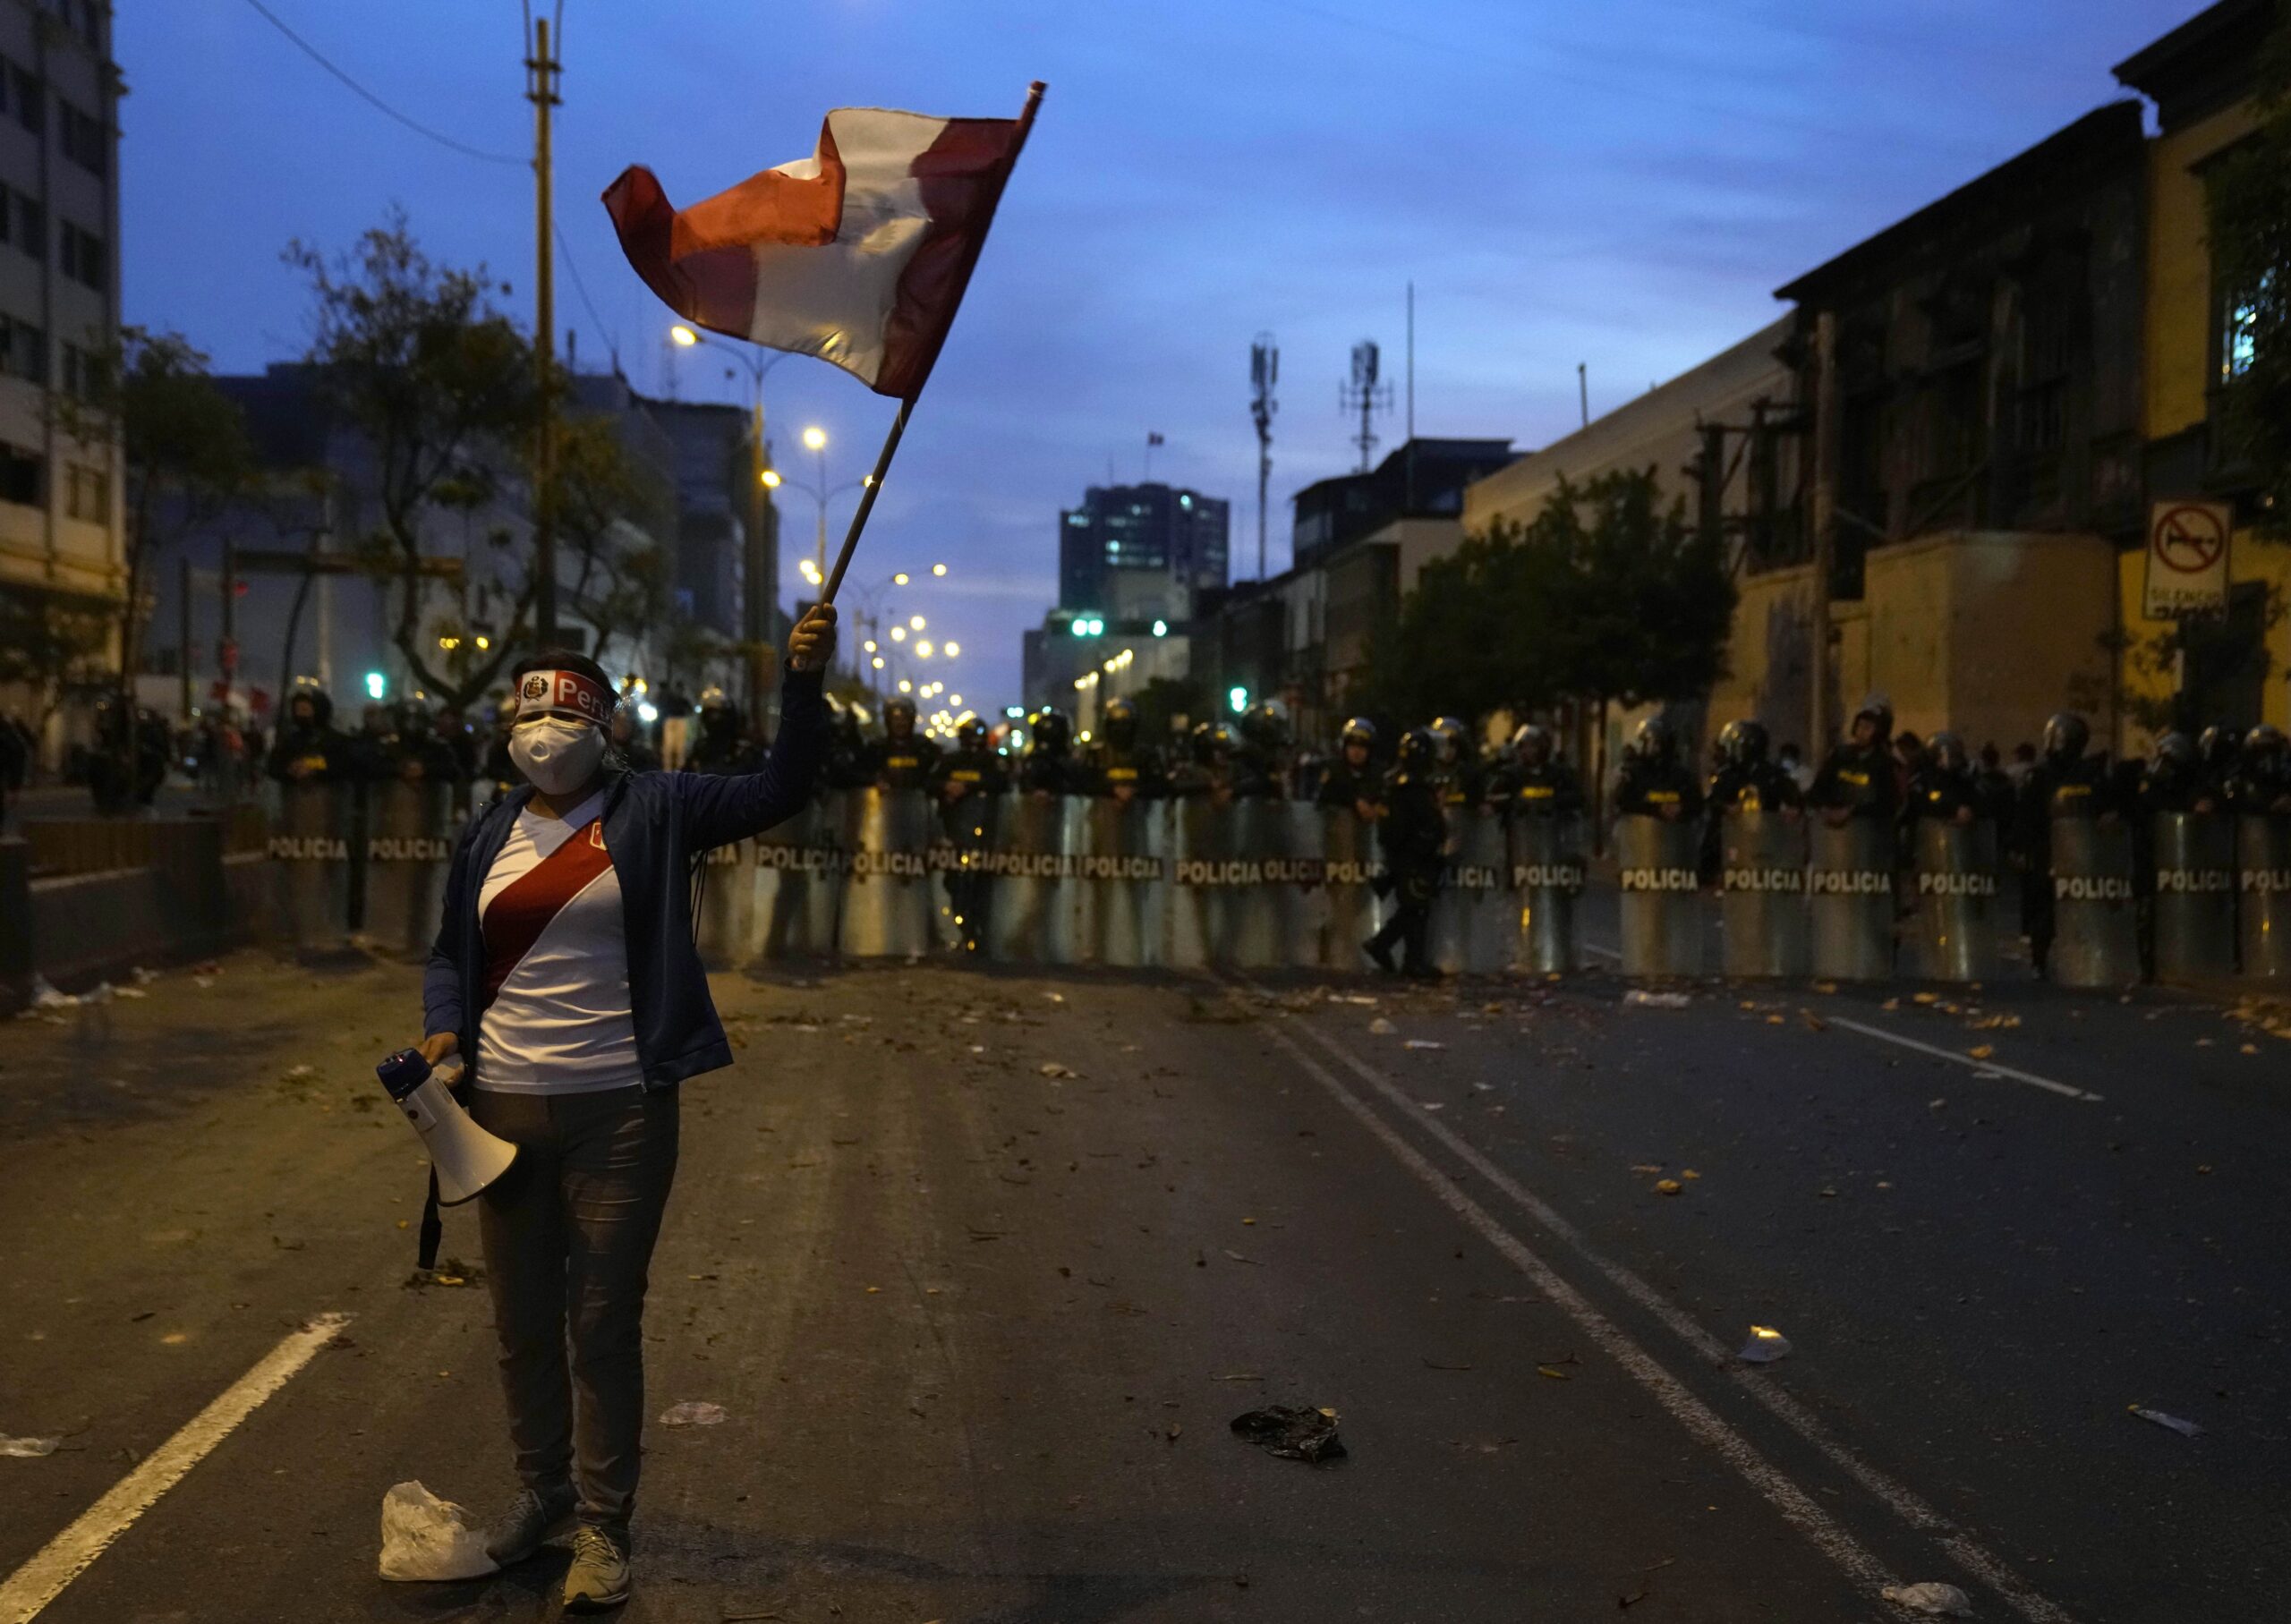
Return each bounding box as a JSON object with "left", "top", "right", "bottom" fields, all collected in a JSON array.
[{"left": 413, "top": 608, "right": 835, "bottom": 1611}]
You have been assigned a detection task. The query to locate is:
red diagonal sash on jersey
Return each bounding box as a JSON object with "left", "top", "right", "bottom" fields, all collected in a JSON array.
[{"left": 481, "top": 820, "right": 613, "bottom": 1008}]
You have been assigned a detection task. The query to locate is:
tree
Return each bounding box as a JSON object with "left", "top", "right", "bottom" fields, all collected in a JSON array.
[
  {"left": 289, "top": 212, "right": 542, "bottom": 711},
  {"left": 555, "top": 413, "right": 673, "bottom": 673},
  {"left": 0, "top": 589, "right": 113, "bottom": 739},
  {"left": 2208, "top": 22, "right": 2291, "bottom": 537},
  {"left": 56, "top": 327, "right": 256, "bottom": 752},
  {"left": 1363, "top": 468, "right": 1734, "bottom": 727}
]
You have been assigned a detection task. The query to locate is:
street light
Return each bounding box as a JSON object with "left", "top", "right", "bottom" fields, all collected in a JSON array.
[
  {"left": 669, "top": 325, "right": 698, "bottom": 347},
  {"left": 761, "top": 469, "right": 781, "bottom": 489},
  {"left": 890, "top": 625, "right": 907, "bottom": 642},
  {"left": 943, "top": 641, "right": 960, "bottom": 659},
  {"left": 909, "top": 615, "right": 925, "bottom": 630},
  {"left": 916, "top": 640, "right": 933, "bottom": 659},
  {"left": 933, "top": 562, "right": 948, "bottom": 576},
  {"left": 892, "top": 572, "right": 909, "bottom": 586},
  {"left": 802, "top": 425, "right": 827, "bottom": 452}
]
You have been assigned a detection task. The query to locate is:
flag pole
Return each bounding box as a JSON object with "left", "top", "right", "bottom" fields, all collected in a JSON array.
[{"left": 818, "top": 80, "right": 1045, "bottom": 609}]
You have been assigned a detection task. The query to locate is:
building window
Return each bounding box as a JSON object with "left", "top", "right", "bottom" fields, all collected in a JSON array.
[
  {"left": 0, "top": 315, "right": 46, "bottom": 384},
  {"left": 2220, "top": 273, "right": 2268, "bottom": 385},
  {"left": 9, "top": 64, "right": 39, "bottom": 135},
  {"left": 58, "top": 222, "right": 105, "bottom": 290},
  {"left": 64, "top": 462, "right": 108, "bottom": 523},
  {"left": 0, "top": 442, "right": 42, "bottom": 507},
  {"left": 60, "top": 340, "right": 99, "bottom": 400},
  {"left": 57, "top": 99, "right": 104, "bottom": 176},
  {"left": 1, "top": 191, "right": 46, "bottom": 260}
]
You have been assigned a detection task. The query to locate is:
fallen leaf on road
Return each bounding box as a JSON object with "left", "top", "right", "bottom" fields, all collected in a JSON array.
[
  {"left": 659, "top": 1401, "right": 728, "bottom": 1427},
  {"left": 1038, "top": 1062, "right": 1080, "bottom": 1079},
  {"left": 1738, "top": 1325, "right": 1791, "bottom": 1364},
  {"left": 1800, "top": 1011, "right": 1827, "bottom": 1032},
  {"left": 1402, "top": 1039, "right": 1446, "bottom": 1051},
  {"left": 0, "top": 1435, "right": 61, "bottom": 1458},
  {"left": 1631, "top": 1163, "right": 1664, "bottom": 1175},
  {"left": 1912, "top": 991, "right": 1938, "bottom": 1005},
  {"left": 1818, "top": 1186, "right": 1839, "bottom": 1198},
  {"left": 1967, "top": 1044, "right": 1995, "bottom": 1060},
  {"left": 1536, "top": 1365, "right": 1572, "bottom": 1381},
  {"left": 1368, "top": 1017, "right": 1397, "bottom": 1035},
  {"left": 1222, "top": 1249, "right": 1264, "bottom": 1266},
  {"left": 1812, "top": 981, "right": 1838, "bottom": 994},
  {"left": 1230, "top": 1405, "right": 1345, "bottom": 1463},
  {"left": 1655, "top": 1178, "right": 1682, "bottom": 1195},
  {"left": 1766, "top": 1014, "right": 1785, "bottom": 1025}
]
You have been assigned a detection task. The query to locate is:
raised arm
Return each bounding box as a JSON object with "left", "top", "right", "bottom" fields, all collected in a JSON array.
[{"left": 677, "top": 666, "right": 831, "bottom": 851}]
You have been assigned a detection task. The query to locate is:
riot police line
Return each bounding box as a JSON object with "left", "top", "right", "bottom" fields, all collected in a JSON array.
[
  {"left": 255, "top": 751, "right": 2291, "bottom": 986},
  {"left": 255, "top": 778, "right": 1590, "bottom": 974}
]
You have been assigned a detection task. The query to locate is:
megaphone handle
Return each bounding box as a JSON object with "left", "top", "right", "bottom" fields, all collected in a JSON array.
[{"left": 417, "top": 1168, "right": 444, "bottom": 1271}]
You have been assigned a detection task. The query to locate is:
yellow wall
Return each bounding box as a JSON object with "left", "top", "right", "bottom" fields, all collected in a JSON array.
[{"left": 2116, "top": 527, "right": 2291, "bottom": 755}]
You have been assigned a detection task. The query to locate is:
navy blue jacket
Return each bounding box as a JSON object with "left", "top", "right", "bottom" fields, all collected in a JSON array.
[{"left": 422, "top": 669, "right": 826, "bottom": 1089}]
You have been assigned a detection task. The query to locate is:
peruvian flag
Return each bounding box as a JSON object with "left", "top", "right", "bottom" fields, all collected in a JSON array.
[{"left": 602, "top": 86, "right": 1043, "bottom": 401}]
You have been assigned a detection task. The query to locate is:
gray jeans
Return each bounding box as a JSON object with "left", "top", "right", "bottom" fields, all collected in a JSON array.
[{"left": 470, "top": 1084, "right": 680, "bottom": 1534}]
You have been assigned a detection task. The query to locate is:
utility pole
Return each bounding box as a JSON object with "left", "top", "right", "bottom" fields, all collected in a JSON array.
[
  {"left": 526, "top": 8, "right": 563, "bottom": 645},
  {"left": 1809, "top": 310, "right": 1840, "bottom": 757},
  {"left": 1249, "top": 334, "right": 1278, "bottom": 580},
  {"left": 1578, "top": 362, "right": 1589, "bottom": 429},
  {"left": 1405, "top": 283, "right": 1416, "bottom": 442}
]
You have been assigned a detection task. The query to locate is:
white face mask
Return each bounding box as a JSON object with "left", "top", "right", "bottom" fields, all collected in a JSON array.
[{"left": 510, "top": 716, "right": 607, "bottom": 796}]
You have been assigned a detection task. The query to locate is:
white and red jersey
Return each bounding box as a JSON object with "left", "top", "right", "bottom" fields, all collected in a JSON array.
[{"left": 475, "top": 791, "right": 643, "bottom": 1094}]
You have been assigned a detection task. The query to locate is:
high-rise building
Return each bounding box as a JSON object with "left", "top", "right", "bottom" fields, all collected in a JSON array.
[
  {"left": 0, "top": 0, "right": 121, "bottom": 759},
  {"left": 1057, "top": 481, "right": 1228, "bottom": 622}
]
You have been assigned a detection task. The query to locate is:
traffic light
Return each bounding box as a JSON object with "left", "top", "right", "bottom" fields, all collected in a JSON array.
[
  {"left": 1228, "top": 685, "right": 1248, "bottom": 715},
  {"left": 365, "top": 671, "right": 388, "bottom": 701}
]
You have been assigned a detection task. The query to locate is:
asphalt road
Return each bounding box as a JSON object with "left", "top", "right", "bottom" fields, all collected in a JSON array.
[{"left": 0, "top": 941, "right": 2282, "bottom": 1622}]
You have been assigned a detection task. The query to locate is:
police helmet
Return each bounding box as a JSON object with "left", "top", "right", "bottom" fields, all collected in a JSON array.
[
  {"left": 2151, "top": 729, "right": 2197, "bottom": 771},
  {"left": 2197, "top": 724, "right": 2241, "bottom": 772},
  {"left": 1717, "top": 718, "right": 1769, "bottom": 769},
  {"left": 1511, "top": 722, "right": 1552, "bottom": 767},
  {"left": 1852, "top": 693, "right": 1894, "bottom": 741},
  {"left": 2041, "top": 710, "right": 2090, "bottom": 762},
  {"left": 1102, "top": 694, "right": 1138, "bottom": 744},
  {"left": 698, "top": 684, "right": 729, "bottom": 713},
  {"left": 1429, "top": 716, "right": 1469, "bottom": 764},
  {"left": 953, "top": 711, "right": 988, "bottom": 750},
  {"left": 1929, "top": 730, "right": 1968, "bottom": 774},
  {"left": 1340, "top": 716, "right": 1376, "bottom": 752},
  {"left": 1242, "top": 696, "right": 1291, "bottom": 749},
  {"left": 2245, "top": 723, "right": 2287, "bottom": 766},
  {"left": 1631, "top": 712, "right": 1675, "bottom": 764},
  {"left": 883, "top": 694, "right": 917, "bottom": 730},
  {"left": 1397, "top": 726, "right": 1437, "bottom": 771},
  {"left": 1028, "top": 706, "right": 1073, "bottom": 756}
]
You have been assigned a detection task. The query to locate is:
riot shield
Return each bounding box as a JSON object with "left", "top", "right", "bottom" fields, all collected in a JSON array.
[
  {"left": 2153, "top": 812, "right": 2236, "bottom": 982},
  {"left": 1429, "top": 809, "right": 1512, "bottom": 974},
  {"left": 754, "top": 797, "right": 843, "bottom": 960},
  {"left": 2236, "top": 815, "right": 2291, "bottom": 980},
  {"left": 361, "top": 779, "right": 455, "bottom": 957},
  {"left": 1808, "top": 819, "right": 1895, "bottom": 981},
  {"left": 937, "top": 785, "right": 999, "bottom": 955},
  {"left": 693, "top": 836, "right": 756, "bottom": 970},
  {"left": 1075, "top": 796, "right": 1168, "bottom": 967},
  {"left": 1718, "top": 808, "right": 1809, "bottom": 978},
  {"left": 1509, "top": 814, "right": 1584, "bottom": 974},
  {"left": 838, "top": 788, "right": 942, "bottom": 958},
  {"left": 985, "top": 793, "right": 1084, "bottom": 965},
  {"left": 1615, "top": 814, "right": 1703, "bottom": 977},
  {"left": 2048, "top": 817, "right": 2138, "bottom": 989},
  {"left": 1316, "top": 804, "right": 1388, "bottom": 971},
  {"left": 266, "top": 782, "right": 354, "bottom": 953},
  {"left": 1908, "top": 819, "right": 1999, "bottom": 982}
]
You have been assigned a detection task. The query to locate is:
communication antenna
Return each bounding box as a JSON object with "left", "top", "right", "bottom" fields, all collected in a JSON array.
[
  {"left": 1340, "top": 339, "right": 1392, "bottom": 474},
  {"left": 1249, "top": 333, "right": 1279, "bottom": 581}
]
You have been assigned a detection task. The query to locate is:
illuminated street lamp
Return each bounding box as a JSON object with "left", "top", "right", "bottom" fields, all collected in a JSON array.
[
  {"left": 916, "top": 640, "right": 934, "bottom": 659},
  {"left": 890, "top": 625, "right": 907, "bottom": 642},
  {"left": 802, "top": 426, "right": 827, "bottom": 452},
  {"left": 909, "top": 615, "right": 925, "bottom": 630},
  {"left": 892, "top": 572, "right": 909, "bottom": 586},
  {"left": 933, "top": 562, "right": 948, "bottom": 576},
  {"left": 943, "top": 641, "right": 960, "bottom": 659},
  {"left": 669, "top": 325, "right": 698, "bottom": 347}
]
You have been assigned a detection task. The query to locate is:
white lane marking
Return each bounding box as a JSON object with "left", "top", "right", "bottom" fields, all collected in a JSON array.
[
  {"left": 1824, "top": 1016, "right": 2101, "bottom": 1102},
  {"left": 0, "top": 1313, "right": 348, "bottom": 1624},
  {"left": 1249, "top": 1016, "right": 1900, "bottom": 1598},
  {"left": 1260, "top": 993, "right": 2077, "bottom": 1624}
]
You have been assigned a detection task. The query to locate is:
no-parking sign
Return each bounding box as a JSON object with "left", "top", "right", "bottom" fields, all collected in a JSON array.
[{"left": 2142, "top": 500, "right": 2232, "bottom": 619}]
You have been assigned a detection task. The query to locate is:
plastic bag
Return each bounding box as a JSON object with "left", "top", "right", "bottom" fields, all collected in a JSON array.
[{"left": 377, "top": 1481, "right": 498, "bottom": 1582}]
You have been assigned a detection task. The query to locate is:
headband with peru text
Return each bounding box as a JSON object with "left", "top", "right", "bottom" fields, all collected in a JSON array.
[{"left": 515, "top": 668, "right": 617, "bottom": 725}]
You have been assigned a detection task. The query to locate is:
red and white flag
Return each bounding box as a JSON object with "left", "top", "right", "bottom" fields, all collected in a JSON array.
[{"left": 602, "top": 86, "right": 1042, "bottom": 401}]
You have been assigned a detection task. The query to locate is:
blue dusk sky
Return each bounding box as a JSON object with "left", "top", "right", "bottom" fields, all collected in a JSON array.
[{"left": 122, "top": 1, "right": 2197, "bottom": 704}]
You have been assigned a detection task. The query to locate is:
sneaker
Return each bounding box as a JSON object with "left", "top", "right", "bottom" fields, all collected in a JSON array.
[
  {"left": 563, "top": 1525, "right": 632, "bottom": 1612},
  {"left": 482, "top": 1481, "right": 575, "bottom": 1568},
  {"left": 1363, "top": 936, "right": 1397, "bottom": 974}
]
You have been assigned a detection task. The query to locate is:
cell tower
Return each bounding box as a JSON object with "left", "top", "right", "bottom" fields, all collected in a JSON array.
[
  {"left": 1249, "top": 333, "right": 1279, "bottom": 581},
  {"left": 1340, "top": 339, "right": 1392, "bottom": 473}
]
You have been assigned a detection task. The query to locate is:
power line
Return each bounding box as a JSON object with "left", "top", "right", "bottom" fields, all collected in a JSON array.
[
  {"left": 241, "top": 0, "right": 524, "bottom": 166},
  {"left": 555, "top": 222, "right": 618, "bottom": 374}
]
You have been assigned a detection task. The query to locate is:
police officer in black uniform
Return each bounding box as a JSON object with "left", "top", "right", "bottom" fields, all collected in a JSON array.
[
  {"left": 2013, "top": 710, "right": 2117, "bottom": 977},
  {"left": 819, "top": 694, "right": 873, "bottom": 792},
  {"left": 864, "top": 694, "right": 941, "bottom": 791},
  {"left": 931, "top": 712, "right": 1009, "bottom": 952},
  {"left": 609, "top": 706, "right": 662, "bottom": 774},
  {"left": 2227, "top": 723, "right": 2291, "bottom": 816},
  {"left": 1810, "top": 693, "right": 1901, "bottom": 828},
  {"left": 686, "top": 686, "right": 762, "bottom": 776},
  {"left": 1021, "top": 705, "right": 1086, "bottom": 796},
  {"left": 1701, "top": 718, "right": 1800, "bottom": 878},
  {"left": 1903, "top": 731, "right": 1983, "bottom": 829},
  {"left": 1316, "top": 717, "right": 1384, "bottom": 820},
  {"left": 1081, "top": 694, "right": 1164, "bottom": 803},
  {"left": 267, "top": 689, "right": 351, "bottom": 787},
  {"left": 1363, "top": 726, "right": 1446, "bottom": 978},
  {"left": 1614, "top": 713, "right": 1703, "bottom": 822},
  {"left": 1171, "top": 719, "right": 1273, "bottom": 802},
  {"left": 2136, "top": 730, "right": 2217, "bottom": 815},
  {"left": 1490, "top": 722, "right": 1584, "bottom": 821},
  {"left": 1236, "top": 699, "right": 1292, "bottom": 800},
  {"left": 2197, "top": 725, "right": 2243, "bottom": 812},
  {"left": 1427, "top": 714, "right": 1487, "bottom": 814}
]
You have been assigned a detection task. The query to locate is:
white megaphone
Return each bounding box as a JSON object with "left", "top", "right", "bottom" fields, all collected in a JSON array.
[{"left": 377, "top": 1048, "right": 517, "bottom": 1205}]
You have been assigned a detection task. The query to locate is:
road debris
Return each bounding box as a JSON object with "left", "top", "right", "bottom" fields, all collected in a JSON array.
[
  {"left": 1738, "top": 1325, "right": 1791, "bottom": 1364},
  {"left": 1368, "top": 1016, "right": 1397, "bottom": 1035},
  {"left": 1655, "top": 1178, "right": 1682, "bottom": 1195},
  {"left": 1402, "top": 1039, "right": 1447, "bottom": 1051},
  {"left": 1623, "top": 990, "right": 1691, "bottom": 1008},
  {"left": 2128, "top": 1404, "right": 2202, "bottom": 1438},
  {"left": 660, "top": 1401, "right": 729, "bottom": 1427},
  {"left": 0, "top": 1434, "right": 63, "bottom": 1458},
  {"left": 1037, "top": 1061, "right": 1080, "bottom": 1079},
  {"left": 1230, "top": 1404, "right": 1346, "bottom": 1463},
  {"left": 1880, "top": 1581, "right": 1975, "bottom": 1616},
  {"left": 377, "top": 1481, "right": 497, "bottom": 1582}
]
